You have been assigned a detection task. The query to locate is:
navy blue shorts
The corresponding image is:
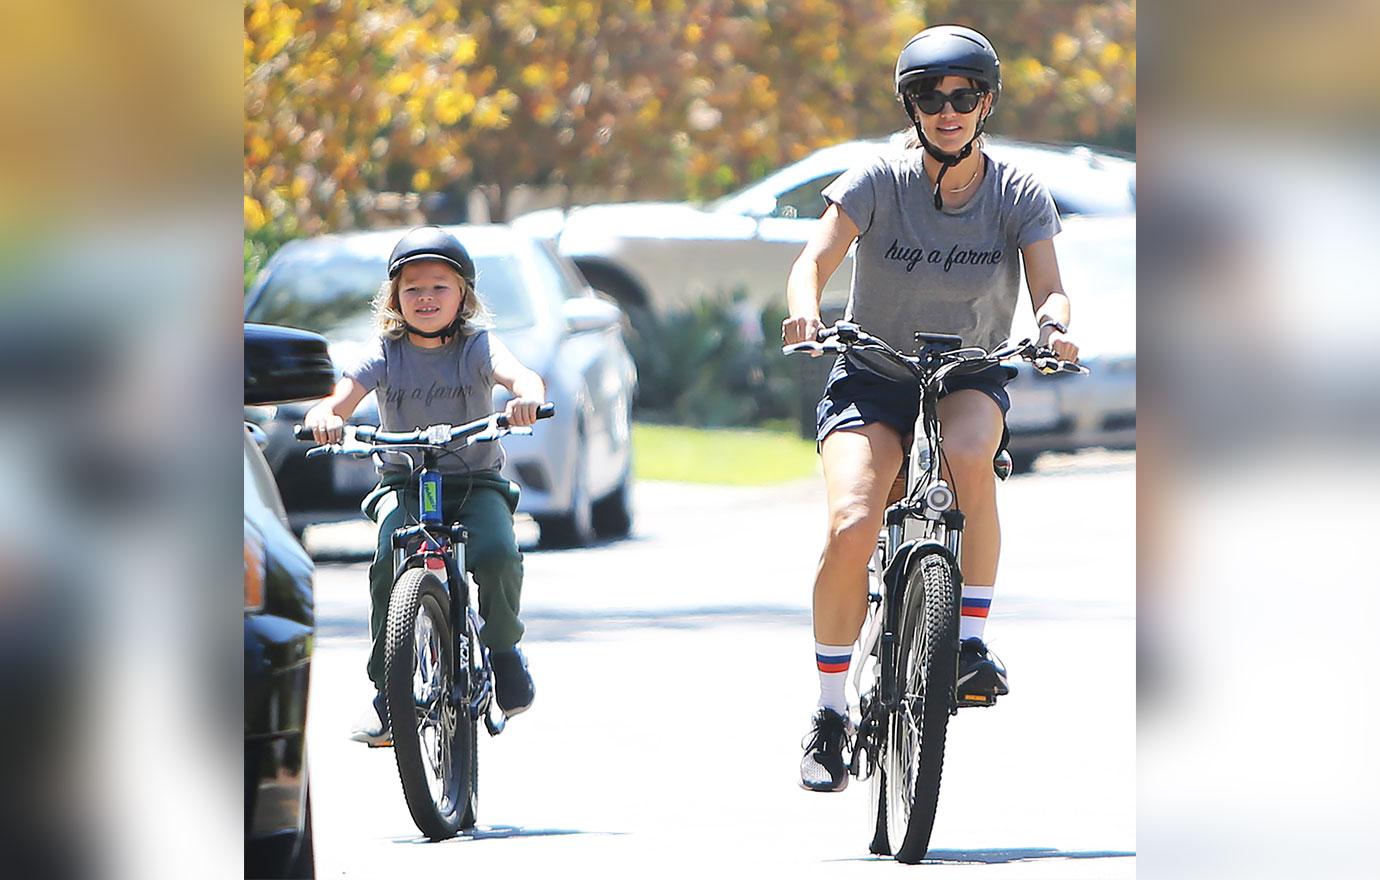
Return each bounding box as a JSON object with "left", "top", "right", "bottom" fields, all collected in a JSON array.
[{"left": 816, "top": 355, "right": 1015, "bottom": 447}]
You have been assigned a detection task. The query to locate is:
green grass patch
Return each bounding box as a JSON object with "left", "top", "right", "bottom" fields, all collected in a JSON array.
[{"left": 632, "top": 422, "right": 819, "bottom": 485}]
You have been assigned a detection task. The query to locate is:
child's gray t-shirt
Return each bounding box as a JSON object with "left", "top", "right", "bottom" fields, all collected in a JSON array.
[
  {"left": 822, "top": 147, "right": 1061, "bottom": 352},
  {"left": 344, "top": 331, "right": 503, "bottom": 476}
]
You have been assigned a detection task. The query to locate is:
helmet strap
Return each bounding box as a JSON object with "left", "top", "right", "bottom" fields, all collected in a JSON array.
[
  {"left": 909, "top": 101, "right": 987, "bottom": 210},
  {"left": 404, "top": 318, "right": 462, "bottom": 342},
  {"left": 402, "top": 289, "right": 468, "bottom": 343}
]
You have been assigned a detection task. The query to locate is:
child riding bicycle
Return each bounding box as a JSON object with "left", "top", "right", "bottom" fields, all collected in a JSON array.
[{"left": 304, "top": 225, "right": 546, "bottom": 744}]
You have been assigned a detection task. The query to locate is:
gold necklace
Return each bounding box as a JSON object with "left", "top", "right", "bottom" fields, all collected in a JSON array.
[{"left": 945, "top": 160, "right": 982, "bottom": 194}]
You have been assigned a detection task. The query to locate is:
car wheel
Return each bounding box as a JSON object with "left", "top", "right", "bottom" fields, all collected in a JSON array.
[
  {"left": 591, "top": 467, "right": 633, "bottom": 539},
  {"left": 536, "top": 443, "right": 595, "bottom": 548}
]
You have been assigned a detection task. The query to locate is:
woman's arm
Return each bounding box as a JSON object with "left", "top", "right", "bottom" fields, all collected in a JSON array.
[
  {"left": 1020, "top": 238, "right": 1079, "bottom": 363},
  {"left": 303, "top": 377, "right": 371, "bottom": 444},
  {"left": 782, "top": 203, "right": 860, "bottom": 345},
  {"left": 490, "top": 335, "right": 547, "bottom": 427}
]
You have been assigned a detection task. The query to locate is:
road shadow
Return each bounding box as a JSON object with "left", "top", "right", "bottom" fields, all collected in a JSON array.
[
  {"left": 306, "top": 520, "right": 648, "bottom": 563},
  {"left": 830, "top": 847, "right": 1135, "bottom": 864},
  {"left": 521, "top": 604, "right": 811, "bottom": 641},
  {"left": 392, "top": 825, "right": 626, "bottom": 845}
]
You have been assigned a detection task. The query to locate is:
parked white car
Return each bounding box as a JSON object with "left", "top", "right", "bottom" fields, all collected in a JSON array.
[
  {"left": 1004, "top": 214, "right": 1135, "bottom": 470},
  {"left": 513, "top": 135, "right": 1135, "bottom": 318}
]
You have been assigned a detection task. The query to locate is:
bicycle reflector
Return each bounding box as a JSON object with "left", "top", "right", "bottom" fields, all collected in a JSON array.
[{"left": 244, "top": 527, "right": 266, "bottom": 612}]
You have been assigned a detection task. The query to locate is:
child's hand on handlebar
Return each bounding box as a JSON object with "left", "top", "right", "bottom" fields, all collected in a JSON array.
[
  {"left": 304, "top": 403, "right": 345, "bottom": 444},
  {"left": 504, "top": 397, "right": 542, "bottom": 427}
]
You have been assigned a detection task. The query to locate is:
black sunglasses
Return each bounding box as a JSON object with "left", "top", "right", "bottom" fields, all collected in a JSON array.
[{"left": 907, "top": 87, "right": 987, "bottom": 115}]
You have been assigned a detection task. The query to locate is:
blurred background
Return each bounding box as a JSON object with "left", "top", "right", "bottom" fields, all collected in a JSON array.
[{"left": 5, "top": 0, "right": 1379, "bottom": 876}]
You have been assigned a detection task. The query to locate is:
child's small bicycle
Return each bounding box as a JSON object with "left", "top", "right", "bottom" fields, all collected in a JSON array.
[
  {"left": 296, "top": 403, "right": 554, "bottom": 840},
  {"left": 786, "top": 322, "right": 1085, "bottom": 863}
]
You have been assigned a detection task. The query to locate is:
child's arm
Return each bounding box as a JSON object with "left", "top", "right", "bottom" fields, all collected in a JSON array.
[
  {"left": 490, "top": 336, "right": 547, "bottom": 427},
  {"left": 303, "top": 377, "right": 370, "bottom": 444}
]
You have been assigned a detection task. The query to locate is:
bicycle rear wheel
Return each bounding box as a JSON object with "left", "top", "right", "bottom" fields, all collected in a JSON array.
[
  {"left": 885, "top": 551, "right": 960, "bottom": 864},
  {"left": 384, "top": 568, "right": 475, "bottom": 840},
  {"left": 868, "top": 765, "right": 890, "bottom": 855}
]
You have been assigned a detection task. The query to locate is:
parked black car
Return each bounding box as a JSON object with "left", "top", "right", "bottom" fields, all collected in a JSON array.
[{"left": 244, "top": 323, "right": 335, "bottom": 878}]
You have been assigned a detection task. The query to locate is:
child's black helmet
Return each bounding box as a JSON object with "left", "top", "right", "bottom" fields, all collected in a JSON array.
[
  {"left": 894, "top": 24, "right": 1001, "bottom": 107},
  {"left": 387, "top": 226, "right": 476, "bottom": 286}
]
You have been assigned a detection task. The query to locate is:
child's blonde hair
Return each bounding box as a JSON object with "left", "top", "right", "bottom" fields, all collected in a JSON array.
[{"left": 372, "top": 261, "right": 493, "bottom": 339}]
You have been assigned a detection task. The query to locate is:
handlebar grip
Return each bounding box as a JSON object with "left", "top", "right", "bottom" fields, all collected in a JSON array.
[
  {"left": 494, "top": 402, "right": 557, "bottom": 429},
  {"left": 293, "top": 425, "right": 313, "bottom": 442}
]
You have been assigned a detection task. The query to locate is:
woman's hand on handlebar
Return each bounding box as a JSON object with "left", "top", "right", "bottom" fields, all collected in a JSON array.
[
  {"left": 1039, "top": 326, "right": 1080, "bottom": 364},
  {"left": 504, "top": 397, "right": 543, "bottom": 427},
  {"left": 781, "top": 314, "right": 825, "bottom": 353},
  {"left": 303, "top": 402, "right": 345, "bottom": 444}
]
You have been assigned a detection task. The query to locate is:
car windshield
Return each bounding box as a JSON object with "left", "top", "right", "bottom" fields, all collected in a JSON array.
[{"left": 246, "top": 249, "right": 536, "bottom": 340}]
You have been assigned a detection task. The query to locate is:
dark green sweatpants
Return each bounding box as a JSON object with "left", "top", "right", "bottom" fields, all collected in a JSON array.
[{"left": 362, "top": 472, "right": 525, "bottom": 691}]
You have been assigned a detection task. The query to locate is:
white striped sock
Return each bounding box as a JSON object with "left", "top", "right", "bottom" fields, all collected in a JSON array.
[
  {"left": 815, "top": 641, "right": 852, "bottom": 714},
  {"left": 960, "top": 585, "right": 995, "bottom": 641}
]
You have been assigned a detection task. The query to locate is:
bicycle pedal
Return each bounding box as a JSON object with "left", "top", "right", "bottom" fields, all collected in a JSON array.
[{"left": 956, "top": 692, "right": 997, "bottom": 708}]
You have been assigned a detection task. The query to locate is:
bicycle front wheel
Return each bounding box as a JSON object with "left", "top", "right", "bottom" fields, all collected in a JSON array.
[
  {"left": 885, "top": 551, "right": 960, "bottom": 864},
  {"left": 384, "top": 568, "right": 475, "bottom": 840}
]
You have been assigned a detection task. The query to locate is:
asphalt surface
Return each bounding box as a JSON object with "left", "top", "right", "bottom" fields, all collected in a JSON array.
[{"left": 304, "top": 450, "right": 1135, "bottom": 877}]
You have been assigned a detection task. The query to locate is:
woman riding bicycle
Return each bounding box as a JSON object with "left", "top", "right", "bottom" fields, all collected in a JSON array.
[
  {"left": 304, "top": 226, "right": 546, "bottom": 744},
  {"left": 783, "top": 25, "right": 1081, "bottom": 792}
]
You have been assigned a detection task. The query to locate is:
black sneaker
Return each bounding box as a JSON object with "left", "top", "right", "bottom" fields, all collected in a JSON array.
[
  {"left": 957, "top": 637, "right": 1009, "bottom": 705},
  {"left": 491, "top": 647, "right": 535, "bottom": 716},
  {"left": 350, "top": 691, "right": 392, "bottom": 746},
  {"left": 799, "top": 707, "right": 852, "bottom": 792}
]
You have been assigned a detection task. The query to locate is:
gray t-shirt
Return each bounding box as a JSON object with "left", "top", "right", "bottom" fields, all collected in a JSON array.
[
  {"left": 345, "top": 331, "right": 504, "bottom": 476},
  {"left": 823, "top": 147, "right": 1061, "bottom": 352}
]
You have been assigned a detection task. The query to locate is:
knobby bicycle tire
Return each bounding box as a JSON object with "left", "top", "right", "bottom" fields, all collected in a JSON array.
[
  {"left": 885, "top": 551, "right": 960, "bottom": 864},
  {"left": 384, "top": 568, "right": 476, "bottom": 840}
]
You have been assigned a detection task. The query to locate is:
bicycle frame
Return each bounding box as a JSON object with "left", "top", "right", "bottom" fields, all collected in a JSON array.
[
  {"left": 856, "top": 376, "right": 964, "bottom": 720},
  {"left": 386, "top": 447, "right": 503, "bottom": 735}
]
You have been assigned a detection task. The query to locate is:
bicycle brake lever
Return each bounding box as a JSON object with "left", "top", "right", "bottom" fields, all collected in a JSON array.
[{"left": 782, "top": 340, "right": 843, "bottom": 356}]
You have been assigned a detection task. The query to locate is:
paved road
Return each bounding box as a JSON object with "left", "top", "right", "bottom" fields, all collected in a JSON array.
[{"left": 304, "top": 450, "right": 1135, "bottom": 877}]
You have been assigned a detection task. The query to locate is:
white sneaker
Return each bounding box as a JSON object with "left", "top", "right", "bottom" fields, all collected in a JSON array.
[{"left": 349, "top": 692, "right": 392, "bottom": 746}]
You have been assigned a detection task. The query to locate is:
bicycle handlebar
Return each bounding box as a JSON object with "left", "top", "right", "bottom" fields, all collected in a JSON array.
[
  {"left": 293, "top": 402, "right": 556, "bottom": 456},
  {"left": 781, "top": 321, "right": 1088, "bottom": 378}
]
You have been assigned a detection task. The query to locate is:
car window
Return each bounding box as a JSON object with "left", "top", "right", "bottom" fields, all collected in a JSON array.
[
  {"left": 770, "top": 173, "right": 843, "bottom": 220},
  {"left": 538, "top": 240, "right": 591, "bottom": 299},
  {"left": 246, "top": 249, "right": 537, "bottom": 339},
  {"left": 523, "top": 239, "right": 582, "bottom": 315}
]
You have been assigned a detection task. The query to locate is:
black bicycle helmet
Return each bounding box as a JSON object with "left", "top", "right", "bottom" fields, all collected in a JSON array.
[
  {"left": 387, "top": 226, "right": 476, "bottom": 340},
  {"left": 894, "top": 25, "right": 1002, "bottom": 209},
  {"left": 895, "top": 25, "right": 1001, "bottom": 105},
  {"left": 387, "top": 225, "right": 476, "bottom": 286}
]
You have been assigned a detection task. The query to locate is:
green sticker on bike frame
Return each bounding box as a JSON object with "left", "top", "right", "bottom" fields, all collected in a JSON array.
[{"left": 423, "top": 481, "right": 438, "bottom": 515}]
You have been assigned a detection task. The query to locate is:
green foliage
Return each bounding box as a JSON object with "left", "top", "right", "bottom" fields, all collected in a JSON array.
[
  {"left": 244, "top": 224, "right": 295, "bottom": 295},
  {"left": 626, "top": 294, "right": 799, "bottom": 428},
  {"left": 245, "top": 1, "right": 1135, "bottom": 239}
]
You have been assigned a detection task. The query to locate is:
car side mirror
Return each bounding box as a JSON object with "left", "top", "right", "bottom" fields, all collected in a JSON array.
[
  {"left": 562, "top": 296, "right": 623, "bottom": 334},
  {"left": 244, "top": 323, "right": 337, "bottom": 405}
]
